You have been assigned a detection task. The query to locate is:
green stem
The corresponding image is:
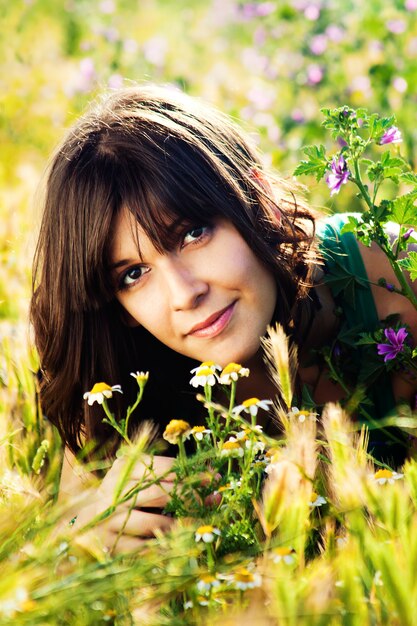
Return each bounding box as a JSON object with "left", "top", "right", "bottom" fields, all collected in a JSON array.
[
  {"left": 102, "top": 401, "right": 131, "bottom": 445},
  {"left": 352, "top": 159, "right": 374, "bottom": 211},
  {"left": 386, "top": 253, "right": 417, "bottom": 312},
  {"left": 124, "top": 385, "right": 145, "bottom": 441},
  {"left": 177, "top": 437, "right": 187, "bottom": 474},
  {"left": 225, "top": 381, "right": 237, "bottom": 431}
]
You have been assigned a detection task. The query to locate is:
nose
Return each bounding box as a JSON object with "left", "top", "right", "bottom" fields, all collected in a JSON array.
[{"left": 161, "top": 257, "right": 208, "bottom": 311}]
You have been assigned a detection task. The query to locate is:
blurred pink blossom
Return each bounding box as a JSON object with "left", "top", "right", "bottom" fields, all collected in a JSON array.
[
  {"left": 386, "top": 19, "right": 406, "bottom": 34},
  {"left": 240, "top": 47, "right": 269, "bottom": 73},
  {"left": 99, "top": 0, "right": 115, "bottom": 13},
  {"left": 143, "top": 36, "right": 168, "bottom": 66},
  {"left": 247, "top": 86, "right": 275, "bottom": 110},
  {"left": 238, "top": 2, "right": 275, "bottom": 20},
  {"left": 123, "top": 39, "right": 138, "bottom": 54},
  {"left": 108, "top": 74, "right": 124, "bottom": 89},
  {"left": 326, "top": 24, "right": 345, "bottom": 42},
  {"left": 406, "top": 0, "right": 417, "bottom": 10},
  {"left": 291, "top": 109, "right": 305, "bottom": 123},
  {"left": 392, "top": 76, "right": 408, "bottom": 93},
  {"left": 305, "top": 5, "right": 320, "bottom": 20},
  {"left": 307, "top": 64, "right": 323, "bottom": 84},
  {"left": 310, "top": 34, "right": 327, "bottom": 55},
  {"left": 349, "top": 75, "right": 372, "bottom": 96},
  {"left": 254, "top": 26, "right": 267, "bottom": 46}
]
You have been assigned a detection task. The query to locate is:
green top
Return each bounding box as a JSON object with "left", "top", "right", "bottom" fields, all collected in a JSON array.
[{"left": 317, "top": 213, "right": 407, "bottom": 464}]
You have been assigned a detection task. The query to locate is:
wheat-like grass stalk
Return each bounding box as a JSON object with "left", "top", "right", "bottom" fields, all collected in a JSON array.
[{"left": 261, "top": 323, "right": 298, "bottom": 415}]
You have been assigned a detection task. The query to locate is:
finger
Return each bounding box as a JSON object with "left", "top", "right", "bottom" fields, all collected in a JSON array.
[
  {"left": 114, "top": 454, "right": 176, "bottom": 482},
  {"left": 109, "top": 534, "right": 147, "bottom": 554},
  {"left": 131, "top": 480, "right": 174, "bottom": 508},
  {"left": 115, "top": 478, "right": 174, "bottom": 506},
  {"left": 108, "top": 509, "right": 174, "bottom": 537}
]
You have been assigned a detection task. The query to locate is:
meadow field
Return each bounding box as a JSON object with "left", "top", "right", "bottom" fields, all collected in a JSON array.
[{"left": 2, "top": 1, "right": 417, "bottom": 623}]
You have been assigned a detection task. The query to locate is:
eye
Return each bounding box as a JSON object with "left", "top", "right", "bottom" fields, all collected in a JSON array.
[
  {"left": 119, "top": 265, "right": 148, "bottom": 290},
  {"left": 182, "top": 225, "right": 211, "bottom": 247}
]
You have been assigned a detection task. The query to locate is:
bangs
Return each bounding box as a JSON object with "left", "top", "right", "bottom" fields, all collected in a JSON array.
[{"left": 112, "top": 132, "right": 243, "bottom": 254}]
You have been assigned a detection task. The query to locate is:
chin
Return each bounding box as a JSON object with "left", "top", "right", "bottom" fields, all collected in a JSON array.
[{"left": 199, "top": 344, "right": 260, "bottom": 369}]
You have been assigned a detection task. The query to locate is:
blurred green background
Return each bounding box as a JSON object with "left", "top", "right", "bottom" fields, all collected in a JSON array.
[{"left": 1, "top": 0, "right": 417, "bottom": 326}]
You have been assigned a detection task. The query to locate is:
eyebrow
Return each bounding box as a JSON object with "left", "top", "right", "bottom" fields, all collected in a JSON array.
[{"left": 109, "top": 258, "right": 139, "bottom": 271}]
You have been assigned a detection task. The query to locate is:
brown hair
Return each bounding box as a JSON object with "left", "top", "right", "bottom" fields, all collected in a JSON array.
[{"left": 31, "top": 84, "right": 317, "bottom": 456}]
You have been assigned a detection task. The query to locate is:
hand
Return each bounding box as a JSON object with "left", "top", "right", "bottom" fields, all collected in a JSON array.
[{"left": 72, "top": 454, "right": 176, "bottom": 554}]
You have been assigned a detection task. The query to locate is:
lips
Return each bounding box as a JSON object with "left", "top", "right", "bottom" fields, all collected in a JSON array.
[{"left": 188, "top": 302, "right": 236, "bottom": 338}]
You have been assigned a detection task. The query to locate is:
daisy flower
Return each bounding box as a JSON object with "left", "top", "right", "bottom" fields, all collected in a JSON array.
[
  {"left": 190, "top": 426, "right": 212, "bottom": 441},
  {"left": 196, "top": 574, "right": 221, "bottom": 593},
  {"left": 130, "top": 371, "right": 149, "bottom": 385},
  {"left": 220, "top": 439, "right": 244, "bottom": 458},
  {"left": 163, "top": 419, "right": 192, "bottom": 444},
  {"left": 372, "top": 468, "right": 404, "bottom": 485},
  {"left": 271, "top": 546, "right": 296, "bottom": 564},
  {"left": 83, "top": 382, "right": 122, "bottom": 406},
  {"left": 309, "top": 492, "right": 327, "bottom": 507},
  {"left": 195, "top": 525, "right": 221, "bottom": 543},
  {"left": 219, "top": 362, "right": 250, "bottom": 384},
  {"left": 233, "top": 397, "right": 273, "bottom": 417},
  {"left": 228, "top": 567, "right": 262, "bottom": 590},
  {"left": 288, "top": 406, "right": 316, "bottom": 422},
  {"left": 189, "top": 365, "right": 218, "bottom": 388}
]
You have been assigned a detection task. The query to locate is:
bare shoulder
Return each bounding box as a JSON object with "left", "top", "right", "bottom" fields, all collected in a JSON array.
[
  {"left": 358, "top": 223, "right": 417, "bottom": 320},
  {"left": 358, "top": 225, "right": 417, "bottom": 401}
]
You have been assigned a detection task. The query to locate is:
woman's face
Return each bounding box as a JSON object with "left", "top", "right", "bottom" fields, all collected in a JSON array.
[{"left": 109, "top": 210, "right": 277, "bottom": 367}]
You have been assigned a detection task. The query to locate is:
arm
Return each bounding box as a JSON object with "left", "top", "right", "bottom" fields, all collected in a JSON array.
[{"left": 59, "top": 449, "right": 176, "bottom": 554}]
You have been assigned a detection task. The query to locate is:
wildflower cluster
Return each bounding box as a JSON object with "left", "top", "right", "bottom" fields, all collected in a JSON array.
[
  {"left": 295, "top": 107, "right": 417, "bottom": 417},
  {"left": 81, "top": 325, "right": 343, "bottom": 616}
]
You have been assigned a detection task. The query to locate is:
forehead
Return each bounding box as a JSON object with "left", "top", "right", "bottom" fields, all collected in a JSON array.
[{"left": 109, "top": 207, "right": 186, "bottom": 264}]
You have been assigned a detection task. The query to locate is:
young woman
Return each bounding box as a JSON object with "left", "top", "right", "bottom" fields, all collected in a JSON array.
[{"left": 31, "top": 84, "right": 417, "bottom": 551}]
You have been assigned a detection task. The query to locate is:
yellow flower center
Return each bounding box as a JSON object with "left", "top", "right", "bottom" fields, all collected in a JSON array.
[
  {"left": 90, "top": 382, "right": 112, "bottom": 393},
  {"left": 242, "top": 397, "right": 260, "bottom": 407},
  {"left": 200, "top": 361, "right": 217, "bottom": 368},
  {"left": 199, "top": 574, "right": 216, "bottom": 584},
  {"left": 374, "top": 469, "right": 393, "bottom": 480},
  {"left": 192, "top": 426, "right": 206, "bottom": 433},
  {"left": 165, "top": 419, "right": 191, "bottom": 435},
  {"left": 234, "top": 568, "right": 254, "bottom": 583},
  {"left": 195, "top": 366, "right": 214, "bottom": 377},
  {"left": 274, "top": 547, "right": 293, "bottom": 556},
  {"left": 310, "top": 492, "right": 318, "bottom": 501},
  {"left": 218, "top": 484, "right": 230, "bottom": 492},
  {"left": 298, "top": 410, "right": 310, "bottom": 416},
  {"left": 197, "top": 525, "right": 215, "bottom": 534},
  {"left": 221, "top": 362, "right": 243, "bottom": 375},
  {"left": 222, "top": 441, "right": 241, "bottom": 450}
]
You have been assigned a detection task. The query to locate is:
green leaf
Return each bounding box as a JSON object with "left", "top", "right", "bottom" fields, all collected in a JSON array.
[
  {"left": 400, "top": 172, "right": 417, "bottom": 186},
  {"left": 389, "top": 193, "right": 417, "bottom": 227},
  {"left": 293, "top": 144, "right": 328, "bottom": 181},
  {"left": 322, "top": 256, "right": 369, "bottom": 308},
  {"left": 398, "top": 252, "right": 417, "bottom": 281}
]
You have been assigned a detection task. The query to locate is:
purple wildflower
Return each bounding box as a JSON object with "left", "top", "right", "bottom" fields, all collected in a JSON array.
[
  {"left": 385, "top": 282, "right": 395, "bottom": 292},
  {"left": 403, "top": 228, "right": 414, "bottom": 241},
  {"left": 326, "top": 155, "right": 350, "bottom": 196},
  {"left": 379, "top": 126, "right": 402, "bottom": 145},
  {"left": 377, "top": 328, "right": 408, "bottom": 362}
]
